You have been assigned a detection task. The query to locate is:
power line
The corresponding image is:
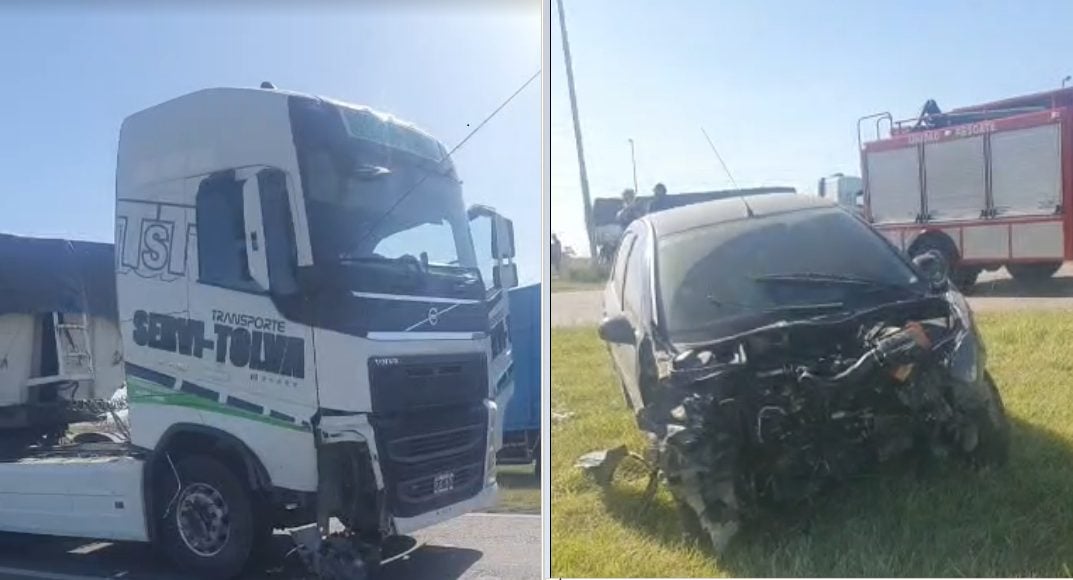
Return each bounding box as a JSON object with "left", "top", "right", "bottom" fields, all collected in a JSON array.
[
  {"left": 354, "top": 69, "right": 541, "bottom": 249},
  {"left": 449, "top": 70, "right": 540, "bottom": 160},
  {"left": 701, "top": 127, "right": 738, "bottom": 189}
]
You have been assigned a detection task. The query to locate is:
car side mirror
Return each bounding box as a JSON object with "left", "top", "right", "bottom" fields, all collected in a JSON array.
[
  {"left": 598, "top": 315, "right": 635, "bottom": 345},
  {"left": 913, "top": 250, "right": 949, "bottom": 288}
]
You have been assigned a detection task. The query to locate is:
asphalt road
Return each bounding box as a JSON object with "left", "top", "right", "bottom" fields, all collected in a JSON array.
[
  {"left": 0, "top": 513, "right": 539, "bottom": 580},
  {"left": 552, "top": 266, "right": 1073, "bottom": 328}
]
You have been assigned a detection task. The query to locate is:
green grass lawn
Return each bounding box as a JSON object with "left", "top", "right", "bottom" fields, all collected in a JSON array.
[
  {"left": 487, "top": 464, "right": 540, "bottom": 514},
  {"left": 552, "top": 313, "right": 1073, "bottom": 577}
]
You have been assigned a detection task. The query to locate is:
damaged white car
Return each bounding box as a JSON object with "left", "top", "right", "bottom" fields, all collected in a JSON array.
[{"left": 596, "top": 193, "right": 1008, "bottom": 552}]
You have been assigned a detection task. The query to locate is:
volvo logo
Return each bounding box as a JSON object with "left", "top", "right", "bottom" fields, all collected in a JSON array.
[{"left": 427, "top": 307, "right": 440, "bottom": 326}]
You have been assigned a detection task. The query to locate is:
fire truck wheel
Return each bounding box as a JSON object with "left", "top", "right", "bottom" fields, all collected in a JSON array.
[
  {"left": 1007, "top": 262, "right": 1062, "bottom": 283},
  {"left": 157, "top": 455, "right": 256, "bottom": 579},
  {"left": 952, "top": 267, "right": 980, "bottom": 291},
  {"left": 910, "top": 234, "right": 977, "bottom": 289}
]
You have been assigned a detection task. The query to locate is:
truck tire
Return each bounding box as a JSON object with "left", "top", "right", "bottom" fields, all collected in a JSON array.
[
  {"left": 156, "top": 456, "right": 258, "bottom": 579},
  {"left": 1007, "top": 261, "right": 1061, "bottom": 283},
  {"left": 911, "top": 234, "right": 978, "bottom": 291}
]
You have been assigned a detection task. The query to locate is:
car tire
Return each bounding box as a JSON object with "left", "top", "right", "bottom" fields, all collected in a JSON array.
[
  {"left": 967, "top": 372, "right": 1010, "bottom": 467},
  {"left": 155, "top": 455, "right": 259, "bottom": 579},
  {"left": 659, "top": 435, "right": 741, "bottom": 553},
  {"left": 1007, "top": 261, "right": 1061, "bottom": 284}
]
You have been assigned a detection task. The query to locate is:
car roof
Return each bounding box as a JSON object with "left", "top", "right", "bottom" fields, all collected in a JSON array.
[{"left": 643, "top": 192, "right": 839, "bottom": 238}]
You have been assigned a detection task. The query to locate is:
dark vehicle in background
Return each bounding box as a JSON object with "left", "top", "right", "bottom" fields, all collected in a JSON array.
[
  {"left": 597, "top": 193, "right": 1008, "bottom": 551},
  {"left": 592, "top": 186, "right": 796, "bottom": 263}
]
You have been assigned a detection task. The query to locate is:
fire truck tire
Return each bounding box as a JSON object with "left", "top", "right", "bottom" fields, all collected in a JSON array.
[
  {"left": 954, "top": 267, "right": 980, "bottom": 291},
  {"left": 1007, "top": 262, "right": 1062, "bottom": 283},
  {"left": 156, "top": 455, "right": 257, "bottom": 579},
  {"left": 910, "top": 234, "right": 977, "bottom": 290}
]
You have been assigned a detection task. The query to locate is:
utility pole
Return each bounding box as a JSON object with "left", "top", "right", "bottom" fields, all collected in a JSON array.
[
  {"left": 556, "top": 0, "right": 596, "bottom": 259},
  {"left": 628, "top": 138, "right": 638, "bottom": 193}
]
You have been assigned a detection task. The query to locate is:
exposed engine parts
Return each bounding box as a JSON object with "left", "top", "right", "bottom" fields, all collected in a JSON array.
[{"left": 617, "top": 299, "right": 1009, "bottom": 552}]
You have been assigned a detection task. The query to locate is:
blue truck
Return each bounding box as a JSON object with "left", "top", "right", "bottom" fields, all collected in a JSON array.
[{"left": 498, "top": 282, "right": 541, "bottom": 475}]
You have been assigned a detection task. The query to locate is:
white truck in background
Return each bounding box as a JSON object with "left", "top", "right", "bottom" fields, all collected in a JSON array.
[
  {"left": 817, "top": 173, "right": 864, "bottom": 213},
  {"left": 0, "top": 85, "right": 518, "bottom": 579}
]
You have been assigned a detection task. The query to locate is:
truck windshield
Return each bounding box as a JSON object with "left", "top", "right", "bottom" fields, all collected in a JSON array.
[
  {"left": 291, "top": 98, "right": 482, "bottom": 299},
  {"left": 304, "top": 150, "right": 477, "bottom": 275}
]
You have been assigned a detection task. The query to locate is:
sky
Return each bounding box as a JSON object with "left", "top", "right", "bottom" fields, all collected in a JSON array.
[
  {"left": 0, "top": 2, "right": 541, "bottom": 282},
  {"left": 551, "top": 0, "right": 1073, "bottom": 256}
]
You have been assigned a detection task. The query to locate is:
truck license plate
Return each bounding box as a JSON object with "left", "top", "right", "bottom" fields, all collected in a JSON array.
[{"left": 433, "top": 472, "right": 455, "bottom": 495}]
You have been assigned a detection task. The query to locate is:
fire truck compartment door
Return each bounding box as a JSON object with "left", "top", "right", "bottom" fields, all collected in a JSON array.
[
  {"left": 867, "top": 147, "right": 921, "bottom": 225},
  {"left": 924, "top": 136, "right": 986, "bottom": 221},
  {"left": 991, "top": 124, "right": 1062, "bottom": 217}
]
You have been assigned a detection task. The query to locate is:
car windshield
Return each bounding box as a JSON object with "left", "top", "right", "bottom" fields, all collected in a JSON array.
[{"left": 657, "top": 206, "right": 926, "bottom": 344}]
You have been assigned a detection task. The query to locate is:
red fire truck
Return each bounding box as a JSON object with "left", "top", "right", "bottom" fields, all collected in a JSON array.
[{"left": 858, "top": 87, "right": 1073, "bottom": 289}]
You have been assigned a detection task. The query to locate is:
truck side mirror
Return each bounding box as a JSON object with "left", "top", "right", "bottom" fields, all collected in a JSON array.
[
  {"left": 492, "top": 214, "right": 515, "bottom": 259},
  {"left": 241, "top": 173, "right": 271, "bottom": 291},
  {"left": 494, "top": 263, "right": 518, "bottom": 289}
]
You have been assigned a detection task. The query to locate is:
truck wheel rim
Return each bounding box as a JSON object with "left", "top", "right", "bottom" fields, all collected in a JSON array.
[{"left": 176, "top": 482, "right": 231, "bottom": 557}]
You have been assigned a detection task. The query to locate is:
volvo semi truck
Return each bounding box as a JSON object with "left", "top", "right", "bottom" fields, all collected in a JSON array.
[{"left": 0, "top": 85, "right": 518, "bottom": 579}]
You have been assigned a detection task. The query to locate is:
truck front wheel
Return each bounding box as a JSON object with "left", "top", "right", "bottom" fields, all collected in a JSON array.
[{"left": 156, "top": 456, "right": 258, "bottom": 579}]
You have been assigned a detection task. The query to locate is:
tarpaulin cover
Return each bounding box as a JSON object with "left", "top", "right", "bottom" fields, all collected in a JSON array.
[
  {"left": 504, "top": 282, "right": 541, "bottom": 432},
  {"left": 0, "top": 234, "right": 117, "bottom": 318}
]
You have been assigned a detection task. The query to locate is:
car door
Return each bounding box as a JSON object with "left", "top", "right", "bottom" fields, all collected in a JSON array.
[
  {"left": 603, "top": 229, "right": 636, "bottom": 385},
  {"left": 616, "top": 225, "right": 650, "bottom": 410}
]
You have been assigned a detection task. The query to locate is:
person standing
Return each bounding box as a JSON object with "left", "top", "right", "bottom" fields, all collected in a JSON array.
[
  {"left": 551, "top": 233, "right": 562, "bottom": 275},
  {"left": 647, "top": 182, "right": 671, "bottom": 213},
  {"left": 615, "top": 188, "right": 645, "bottom": 227}
]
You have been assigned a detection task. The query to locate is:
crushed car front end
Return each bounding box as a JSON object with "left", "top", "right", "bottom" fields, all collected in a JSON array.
[
  {"left": 644, "top": 289, "right": 1007, "bottom": 551},
  {"left": 602, "top": 198, "right": 1010, "bottom": 552}
]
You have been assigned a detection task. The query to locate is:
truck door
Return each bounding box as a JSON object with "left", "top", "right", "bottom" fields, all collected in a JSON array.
[
  {"left": 182, "top": 166, "right": 319, "bottom": 491},
  {"left": 468, "top": 206, "right": 518, "bottom": 452}
]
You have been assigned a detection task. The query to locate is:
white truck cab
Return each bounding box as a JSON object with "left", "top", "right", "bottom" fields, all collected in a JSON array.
[
  {"left": 818, "top": 173, "right": 864, "bottom": 212},
  {"left": 0, "top": 86, "right": 517, "bottom": 579}
]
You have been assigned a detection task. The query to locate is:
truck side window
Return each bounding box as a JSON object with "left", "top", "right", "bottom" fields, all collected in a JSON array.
[
  {"left": 258, "top": 169, "right": 299, "bottom": 295},
  {"left": 195, "top": 174, "right": 258, "bottom": 292}
]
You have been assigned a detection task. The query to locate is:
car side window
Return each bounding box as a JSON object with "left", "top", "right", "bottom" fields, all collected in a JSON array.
[
  {"left": 613, "top": 231, "right": 636, "bottom": 306},
  {"left": 622, "top": 228, "right": 647, "bottom": 317}
]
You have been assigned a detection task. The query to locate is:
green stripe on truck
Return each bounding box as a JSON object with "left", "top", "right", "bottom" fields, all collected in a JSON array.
[{"left": 126, "top": 376, "right": 310, "bottom": 433}]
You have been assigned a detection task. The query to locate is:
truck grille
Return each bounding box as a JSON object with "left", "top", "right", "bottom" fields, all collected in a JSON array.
[
  {"left": 372, "top": 404, "right": 488, "bottom": 517},
  {"left": 368, "top": 353, "right": 486, "bottom": 413},
  {"left": 369, "top": 354, "right": 490, "bottom": 518}
]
